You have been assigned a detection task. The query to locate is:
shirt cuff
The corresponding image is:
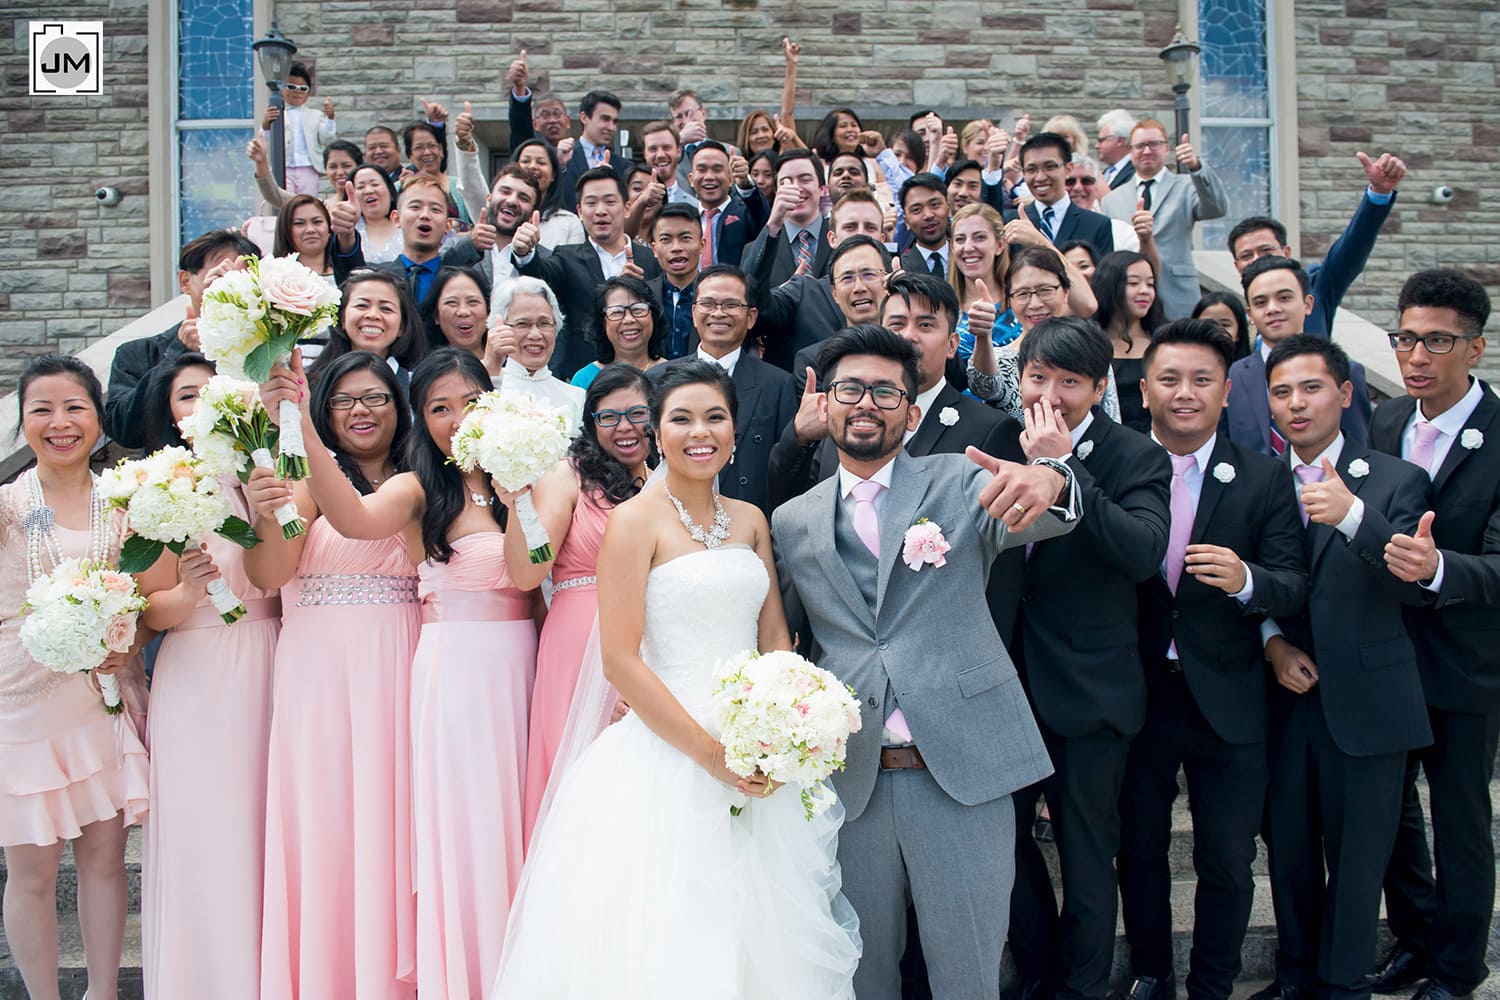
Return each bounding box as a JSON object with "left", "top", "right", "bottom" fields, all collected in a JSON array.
[
  {"left": 514, "top": 248, "right": 537, "bottom": 267},
  {"left": 513, "top": 88, "right": 532, "bottom": 102},
  {"left": 1260, "top": 618, "right": 1283, "bottom": 646},
  {"left": 333, "top": 232, "right": 362, "bottom": 259},
  {"left": 982, "top": 167, "right": 1005, "bottom": 186},
  {"left": 1335, "top": 496, "right": 1365, "bottom": 540},
  {"left": 1232, "top": 564, "right": 1255, "bottom": 604},
  {"left": 1365, "top": 186, "right": 1394, "bottom": 205},
  {"left": 1420, "top": 551, "right": 1446, "bottom": 592}
]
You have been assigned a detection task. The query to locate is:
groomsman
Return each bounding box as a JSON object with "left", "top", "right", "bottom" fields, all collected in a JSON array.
[
  {"left": 1370, "top": 270, "right": 1500, "bottom": 1000},
  {"left": 1117, "top": 320, "right": 1308, "bottom": 1000},
  {"left": 1006, "top": 317, "right": 1172, "bottom": 1000},
  {"left": 1254, "top": 335, "right": 1431, "bottom": 1000}
]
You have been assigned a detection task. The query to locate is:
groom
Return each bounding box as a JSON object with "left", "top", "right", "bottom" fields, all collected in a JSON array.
[{"left": 773, "top": 325, "right": 1080, "bottom": 998}]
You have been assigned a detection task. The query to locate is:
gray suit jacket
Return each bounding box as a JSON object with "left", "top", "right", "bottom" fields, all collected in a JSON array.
[
  {"left": 1101, "top": 165, "right": 1228, "bottom": 320},
  {"left": 773, "top": 450, "right": 1073, "bottom": 821}
]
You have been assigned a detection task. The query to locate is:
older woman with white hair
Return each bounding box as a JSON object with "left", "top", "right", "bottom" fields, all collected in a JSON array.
[{"left": 486, "top": 276, "right": 586, "bottom": 434}]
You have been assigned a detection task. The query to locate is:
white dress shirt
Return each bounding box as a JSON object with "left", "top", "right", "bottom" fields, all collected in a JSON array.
[
  {"left": 905, "top": 381, "right": 947, "bottom": 443},
  {"left": 1035, "top": 193, "right": 1071, "bottom": 240},
  {"left": 696, "top": 345, "right": 743, "bottom": 377},
  {"left": 1150, "top": 431, "right": 1255, "bottom": 609},
  {"left": 494, "top": 358, "right": 586, "bottom": 435},
  {"left": 1402, "top": 377, "right": 1484, "bottom": 479},
  {"left": 837, "top": 454, "right": 898, "bottom": 518},
  {"left": 591, "top": 240, "right": 631, "bottom": 280}
]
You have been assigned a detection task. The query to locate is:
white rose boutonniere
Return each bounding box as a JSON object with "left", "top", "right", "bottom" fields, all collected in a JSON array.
[
  {"left": 1461, "top": 428, "right": 1484, "bottom": 450},
  {"left": 938, "top": 406, "right": 959, "bottom": 427},
  {"left": 1075, "top": 440, "right": 1094, "bottom": 460},
  {"left": 1212, "top": 462, "right": 1236, "bottom": 484},
  {"left": 1347, "top": 458, "right": 1370, "bottom": 478}
]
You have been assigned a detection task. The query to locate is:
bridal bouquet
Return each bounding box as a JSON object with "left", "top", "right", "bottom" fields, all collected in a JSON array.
[
  {"left": 19, "top": 559, "right": 147, "bottom": 714},
  {"left": 179, "top": 374, "right": 305, "bottom": 539},
  {"left": 98, "top": 447, "right": 261, "bottom": 623},
  {"left": 711, "top": 650, "right": 863, "bottom": 820},
  {"left": 196, "top": 253, "right": 341, "bottom": 480},
  {"left": 450, "top": 391, "right": 573, "bottom": 563}
]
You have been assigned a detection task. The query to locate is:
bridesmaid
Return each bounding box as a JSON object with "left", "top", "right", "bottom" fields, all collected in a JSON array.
[
  {"left": 509, "top": 364, "right": 654, "bottom": 844},
  {"left": 141, "top": 351, "right": 214, "bottom": 452},
  {"left": 247, "top": 351, "right": 420, "bottom": 999},
  {"left": 264, "top": 346, "right": 539, "bottom": 1000},
  {"left": 305, "top": 269, "right": 427, "bottom": 385},
  {"left": 0, "top": 355, "right": 149, "bottom": 1000},
  {"left": 135, "top": 369, "right": 282, "bottom": 1000}
]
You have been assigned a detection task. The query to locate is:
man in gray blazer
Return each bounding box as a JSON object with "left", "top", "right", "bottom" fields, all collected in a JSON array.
[
  {"left": 1101, "top": 119, "right": 1228, "bottom": 319},
  {"left": 773, "top": 325, "right": 1080, "bottom": 999}
]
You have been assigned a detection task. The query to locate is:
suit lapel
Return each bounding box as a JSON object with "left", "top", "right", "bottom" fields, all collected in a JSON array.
[
  {"left": 1053, "top": 207, "right": 1080, "bottom": 245},
  {"left": 874, "top": 452, "right": 932, "bottom": 617},
  {"left": 905, "top": 384, "right": 960, "bottom": 456},
  {"left": 1189, "top": 436, "right": 1234, "bottom": 545},
  {"left": 579, "top": 244, "right": 605, "bottom": 287},
  {"left": 811, "top": 477, "right": 877, "bottom": 630},
  {"left": 1244, "top": 353, "right": 1273, "bottom": 451},
  {"left": 1371, "top": 394, "right": 1416, "bottom": 456},
  {"left": 1433, "top": 389, "right": 1497, "bottom": 494},
  {"left": 731, "top": 358, "right": 762, "bottom": 447}
]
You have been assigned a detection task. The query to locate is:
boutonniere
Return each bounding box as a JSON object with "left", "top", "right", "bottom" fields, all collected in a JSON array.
[
  {"left": 938, "top": 406, "right": 959, "bottom": 427},
  {"left": 1075, "top": 440, "right": 1094, "bottom": 460},
  {"left": 1212, "top": 462, "right": 1236, "bottom": 483},
  {"left": 1461, "top": 428, "right": 1484, "bottom": 450},
  {"left": 902, "top": 518, "right": 951, "bottom": 571},
  {"left": 1347, "top": 458, "right": 1370, "bottom": 478}
]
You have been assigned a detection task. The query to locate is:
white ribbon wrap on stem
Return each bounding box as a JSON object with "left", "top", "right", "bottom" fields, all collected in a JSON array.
[
  {"left": 97, "top": 673, "right": 122, "bottom": 714},
  {"left": 275, "top": 398, "right": 309, "bottom": 479},
  {"left": 251, "top": 448, "right": 306, "bottom": 538},
  {"left": 188, "top": 536, "right": 249, "bottom": 623},
  {"left": 514, "top": 491, "right": 554, "bottom": 564}
]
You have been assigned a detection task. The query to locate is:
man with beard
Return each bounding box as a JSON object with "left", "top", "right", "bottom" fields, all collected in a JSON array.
[
  {"left": 687, "top": 140, "right": 767, "bottom": 269},
  {"left": 649, "top": 203, "right": 705, "bottom": 359},
  {"left": 443, "top": 165, "right": 543, "bottom": 285},
  {"left": 505, "top": 49, "right": 570, "bottom": 147},
  {"left": 742, "top": 150, "right": 833, "bottom": 288},
  {"left": 897, "top": 174, "right": 952, "bottom": 278}
]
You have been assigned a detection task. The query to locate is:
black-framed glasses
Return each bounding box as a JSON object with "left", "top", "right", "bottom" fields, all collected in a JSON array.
[
  {"left": 693, "top": 299, "right": 748, "bottom": 314},
  {"left": 1389, "top": 332, "right": 1477, "bottom": 355},
  {"left": 592, "top": 405, "right": 651, "bottom": 427},
  {"left": 328, "top": 392, "right": 393, "bottom": 410},
  {"left": 603, "top": 302, "right": 652, "bottom": 322},
  {"left": 828, "top": 380, "right": 907, "bottom": 409}
]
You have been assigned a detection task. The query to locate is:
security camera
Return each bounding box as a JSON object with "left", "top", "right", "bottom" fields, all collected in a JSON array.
[
  {"left": 94, "top": 186, "right": 122, "bottom": 207},
  {"left": 1430, "top": 185, "right": 1455, "bottom": 205}
]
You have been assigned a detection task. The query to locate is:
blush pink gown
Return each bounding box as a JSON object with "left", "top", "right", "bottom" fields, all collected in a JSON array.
[
  {"left": 259, "top": 518, "right": 421, "bottom": 999},
  {"left": 142, "top": 485, "right": 280, "bottom": 1000},
  {"left": 0, "top": 483, "right": 149, "bottom": 848},
  {"left": 411, "top": 532, "right": 537, "bottom": 1000},
  {"left": 521, "top": 483, "right": 611, "bottom": 845}
]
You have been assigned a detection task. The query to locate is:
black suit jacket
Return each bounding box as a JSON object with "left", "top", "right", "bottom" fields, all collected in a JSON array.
[
  {"left": 1004, "top": 202, "right": 1115, "bottom": 257},
  {"left": 899, "top": 243, "right": 948, "bottom": 279},
  {"left": 1225, "top": 349, "right": 1373, "bottom": 454},
  {"left": 740, "top": 215, "right": 832, "bottom": 288},
  {"left": 1274, "top": 444, "right": 1432, "bottom": 756},
  {"left": 559, "top": 142, "right": 636, "bottom": 212},
  {"left": 700, "top": 191, "right": 772, "bottom": 269},
  {"left": 1106, "top": 159, "right": 1136, "bottom": 191},
  {"left": 1137, "top": 437, "right": 1308, "bottom": 744},
  {"left": 651, "top": 352, "right": 797, "bottom": 514},
  {"left": 1371, "top": 384, "right": 1500, "bottom": 713},
  {"left": 1020, "top": 412, "right": 1172, "bottom": 738},
  {"left": 748, "top": 268, "right": 847, "bottom": 373},
  {"left": 105, "top": 324, "right": 186, "bottom": 450},
  {"left": 517, "top": 241, "right": 662, "bottom": 380}
]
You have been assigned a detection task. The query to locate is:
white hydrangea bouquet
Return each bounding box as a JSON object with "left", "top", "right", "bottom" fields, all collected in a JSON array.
[
  {"left": 710, "top": 649, "right": 863, "bottom": 820},
  {"left": 196, "top": 254, "right": 340, "bottom": 480},
  {"left": 98, "top": 447, "right": 261, "bottom": 624},
  {"left": 19, "top": 559, "right": 147, "bottom": 715},
  {"left": 179, "top": 374, "right": 304, "bottom": 539},
  {"left": 450, "top": 391, "right": 573, "bottom": 563}
]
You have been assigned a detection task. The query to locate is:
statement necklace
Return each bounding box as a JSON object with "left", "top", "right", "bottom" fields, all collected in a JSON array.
[
  {"left": 665, "top": 486, "right": 731, "bottom": 549},
  {"left": 23, "top": 468, "right": 108, "bottom": 582}
]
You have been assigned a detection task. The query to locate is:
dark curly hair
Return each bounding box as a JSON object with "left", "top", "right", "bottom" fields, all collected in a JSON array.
[
  {"left": 309, "top": 350, "right": 411, "bottom": 496},
  {"left": 569, "top": 363, "right": 655, "bottom": 505},
  {"left": 591, "top": 275, "right": 665, "bottom": 365}
]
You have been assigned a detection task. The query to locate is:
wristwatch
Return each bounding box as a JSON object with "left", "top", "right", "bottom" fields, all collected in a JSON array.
[{"left": 1028, "top": 456, "right": 1075, "bottom": 512}]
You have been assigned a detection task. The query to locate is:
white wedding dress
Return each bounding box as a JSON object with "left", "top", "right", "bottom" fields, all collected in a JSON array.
[{"left": 492, "top": 544, "right": 860, "bottom": 998}]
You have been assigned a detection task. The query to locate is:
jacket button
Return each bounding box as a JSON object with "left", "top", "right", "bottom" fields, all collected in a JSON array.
[
  {"left": 739, "top": 476, "right": 748, "bottom": 485},
  {"left": 754, "top": 434, "right": 763, "bottom": 443},
  {"left": 868, "top": 696, "right": 878, "bottom": 708},
  {"left": 878, "top": 640, "right": 890, "bottom": 651},
  {"left": 1170, "top": 609, "right": 1180, "bottom": 619}
]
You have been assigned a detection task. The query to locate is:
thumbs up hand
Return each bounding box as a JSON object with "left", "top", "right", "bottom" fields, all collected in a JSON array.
[
  {"left": 1300, "top": 458, "right": 1355, "bottom": 527},
  {"left": 329, "top": 182, "right": 361, "bottom": 243},
  {"left": 1385, "top": 509, "right": 1441, "bottom": 584},
  {"left": 792, "top": 366, "right": 828, "bottom": 445},
  {"left": 1130, "top": 197, "right": 1154, "bottom": 242},
  {"left": 455, "top": 101, "right": 475, "bottom": 145},
  {"left": 512, "top": 210, "right": 542, "bottom": 258},
  {"left": 470, "top": 205, "right": 498, "bottom": 252},
  {"left": 508, "top": 49, "right": 529, "bottom": 96},
  {"left": 1174, "top": 133, "right": 1201, "bottom": 172}
]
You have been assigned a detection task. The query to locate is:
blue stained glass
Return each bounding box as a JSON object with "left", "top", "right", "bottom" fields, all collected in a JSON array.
[
  {"left": 1199, "top": 125, "right": 1271, "bottom": 250},
  {"left": 178, "top": 0, "right": 254, "bottom": 120},
  {"left": 1198, "top": 0, "right": 1269, "bottom": 120},
  {"left": 180, "top": 128, "right": 259, "bottom": 239}
]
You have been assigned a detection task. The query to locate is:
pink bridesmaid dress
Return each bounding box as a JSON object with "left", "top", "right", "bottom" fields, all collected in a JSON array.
[
  {"left": 259, "top": 518, "right": 421, "bottom": 999},
  {"left": 521, "top": 482, "right": 611, "bottom": 844},
  {"left": 0, "top": 482, "right": 149, "bottom": 848},
  {"left": 411, "top": 532, "right": 537, "bottom": 999},
  {"left": 142, "top": 484, "right": 279, "bottom": 1000}
]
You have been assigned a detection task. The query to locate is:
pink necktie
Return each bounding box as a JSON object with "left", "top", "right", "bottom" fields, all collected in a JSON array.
[
  {"left": 1294, "top": 463, "right": 1325, "bottom": 525},
  {"left": 1165, "top": 453, "right": 1196, "bottom": 593},
  {"left": 1409, "top": 421, "right": 1441, "bottom": 478},
  {"left": 700, "top": 208, "right": 718, "bottom": 269},
  {"left": 850, "top": 480, "right": 883, "bottom": 557}
]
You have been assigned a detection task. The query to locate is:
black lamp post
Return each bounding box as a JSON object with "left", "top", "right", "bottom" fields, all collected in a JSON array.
[
  {"left": 252, "top": 23, "right": 298, "bottom": 188},
  {"left": 1158, "top": 25, "right": 1201, "bottom": 174}
]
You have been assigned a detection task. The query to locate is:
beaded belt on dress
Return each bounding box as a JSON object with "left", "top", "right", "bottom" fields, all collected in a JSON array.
[
  {"left": 298, "top": 573, "right": 420, "bottom": 607},
  {"left": 552, "top": 575, "right": 597, "bottom": 592}
]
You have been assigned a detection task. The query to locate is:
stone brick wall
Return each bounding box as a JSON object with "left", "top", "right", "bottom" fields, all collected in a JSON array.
[{"left": 1, "top": 2, "right": 153, "bottom": 381}]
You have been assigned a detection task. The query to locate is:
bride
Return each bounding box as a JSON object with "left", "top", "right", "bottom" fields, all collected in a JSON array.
[{"left": 492, "top": 360, "right": 860, "bottom": 998}]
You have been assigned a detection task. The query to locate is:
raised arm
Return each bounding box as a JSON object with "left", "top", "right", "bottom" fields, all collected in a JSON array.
[
  {"left": 779, "top": 37, "right": 800, "bottom": 132},
  {"left": 242, "top": 468, "right": 315, "bottom": 591},
  {"left": 496, "top": 460, "right": 580, "bottom": 591}
]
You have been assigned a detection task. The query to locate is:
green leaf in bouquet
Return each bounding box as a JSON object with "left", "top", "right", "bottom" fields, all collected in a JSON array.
[
  {"left": 216, "top": 515, "right": 261, "bottom": 551},
  {"left": 244, "top": 341, "right": 278, "bottom": 384},
  {"left": 118, "top": 534, "right": 166, "bottom": 573},
  {"left": 164, "top": 539, "right": 188, "bottom": 556}
]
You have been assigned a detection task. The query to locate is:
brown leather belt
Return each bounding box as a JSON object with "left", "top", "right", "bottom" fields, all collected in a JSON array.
[{"left": 880, "top": 745, "right": 927, "bottom": 770}]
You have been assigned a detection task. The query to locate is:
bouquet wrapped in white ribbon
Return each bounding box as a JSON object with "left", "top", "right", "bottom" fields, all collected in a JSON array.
[
  {"left": 450, "top": 391, "right": 573, "bottom": 563},
  {"left": 98, "top": 447, "right": 261, "bottom": 624},
  {"left": 19, "top": 559, "right": 148, "bottom": 714},
  {"left": 710, "top": 649, "right": 863, "bottom": 820},
  {"left": 197, "top": 253, "right": 340, "bottom": 481},
  {"left": 179, "top": 374, "right": 304, "bottom": 539}
]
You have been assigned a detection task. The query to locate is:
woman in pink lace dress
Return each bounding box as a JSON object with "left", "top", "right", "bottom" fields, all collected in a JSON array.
[
  {"left": 247, "top": 351, "right": 421, "bottom": 999},
  {"left": 0, "top": 355, "right": 149, "bottom": 1000}
]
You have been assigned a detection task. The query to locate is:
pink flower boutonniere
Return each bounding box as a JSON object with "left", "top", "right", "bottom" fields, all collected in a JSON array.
[{"left": 902, "top": 518, "right": 951, "bottom": 571}]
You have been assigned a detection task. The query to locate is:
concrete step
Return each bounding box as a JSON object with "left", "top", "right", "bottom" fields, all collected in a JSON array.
[{"left": 0, "top": 913, "right": 141, "bottom": 1000}]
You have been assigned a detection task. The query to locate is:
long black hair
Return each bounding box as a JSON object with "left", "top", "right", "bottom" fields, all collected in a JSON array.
[
  {"left": 570, "top": 363, "right": 655, "bottom": 505},
  {"left": 592, "top": 275, "right": 665, "bottom": 365},
  {"left": 309, "top": 269, "right": 428, "bottom": 384},
  {"left": 15, "top": 354, "right": 106, "bottom": 445},
  {"left": 144, "top": 352, "right": 214, "bottom": 451},
  {"left": 417, "top": 265, "right": 493, "bottom": 352},
  {"left": 511, "top": 138, "right": 566, "bottom": 222},
  {"left": 406, "top": 348, "right": 502, "bottom": 562},
  {"left": 1091, "top": 250, "right": 1166, "bottom": 350},
  {"left": 812, "top": 108, "right": 861, "bottom": 163},
  {"left": 309, "top": 350, "right": 411, "bottom": 496},
  {"left": 1192, "top": 291, "right": 1253, "bottom": 361}
]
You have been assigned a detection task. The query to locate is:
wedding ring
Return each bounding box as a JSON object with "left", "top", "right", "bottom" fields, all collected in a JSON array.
[{"left": 1011, "top": 503, "right": 1027, "bottom": 516}]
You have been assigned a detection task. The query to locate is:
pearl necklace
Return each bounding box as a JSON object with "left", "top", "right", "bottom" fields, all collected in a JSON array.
[
  {"left": 664, "top": 486, "right": 731, "bottom": 549},
  {"left": 23, "top": 468, "right": 108, "bottom": 582}
]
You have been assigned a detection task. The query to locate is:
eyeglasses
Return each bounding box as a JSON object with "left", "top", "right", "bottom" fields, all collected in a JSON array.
[
  {"left": 510, "top": 319, "right": 557, "bottom": 333},
  {"left": 1021, "top": 161, "right": 1065, "bottom": 176},
  {"left": 1009, "top": 284, "right": 1062, "bottom": 304},
  {"left": 603, "top": 302, "right": 652, "bottom": 322},
  {"left": 535, "top": 108, "right": 568, "bottom": 121},
  {"left": 282, "top": 83, "right": 310, "bottom": 94},
  {"left": 1233, "top": 244, "right": 1282, "bottom": 264},
  {"left": 1131, "top": 140, "right": 1168, "bottom": 152},
  {"left": 1388, "top": 332, "right": 1477, "bottom": 355},
  {"left": 828, "top": 380, "right": 907, "bottom": 409},
  {"left": 328, "top": 391, "right": 393, "bottom": 410},
  {"left": 410, "top": 142, "right": 442, "bottom": 154},
  {"left": 1064, "top": 176, "right": 1096, "bottom": 187},
  {"left": 694, "top": 299, "right": 748, "bottom": 314},
  {"left": 592, "top": 405, "right": 651, "bottom": 427},
  {"left": 833, "top": 269, "right": 885, "bottom": 289}
]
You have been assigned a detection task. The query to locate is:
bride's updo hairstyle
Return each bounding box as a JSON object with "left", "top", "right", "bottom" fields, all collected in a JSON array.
[
  {"left": 647, "top": 359, "right": 738, "bottom": 430},
  {"left": 571, "top": 362, "right": 655, "bottom": 504}
]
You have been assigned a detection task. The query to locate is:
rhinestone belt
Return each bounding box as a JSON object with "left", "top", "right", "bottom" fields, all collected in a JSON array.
[
  {"left": 552, "top": 575, "right": 598, "bottom": 592},
  {"left": 298, "top": 573, "right": 419, "bottom": 607}
]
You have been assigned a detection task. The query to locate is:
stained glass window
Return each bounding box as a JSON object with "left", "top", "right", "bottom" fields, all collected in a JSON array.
[
  {"left": 180, "top": 128, "right": 259, "bottom": 239},
  {"left": 178, "top": 0, "right": 254, "bottom": 121},
  {"left": 1198, "top": 0, "right": 1274, "bottom": 249}
]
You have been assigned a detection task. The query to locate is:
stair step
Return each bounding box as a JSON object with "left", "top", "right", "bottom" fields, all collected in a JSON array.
[{"left": 0, "top": 914, "right": 141, "bottom": 1000}]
